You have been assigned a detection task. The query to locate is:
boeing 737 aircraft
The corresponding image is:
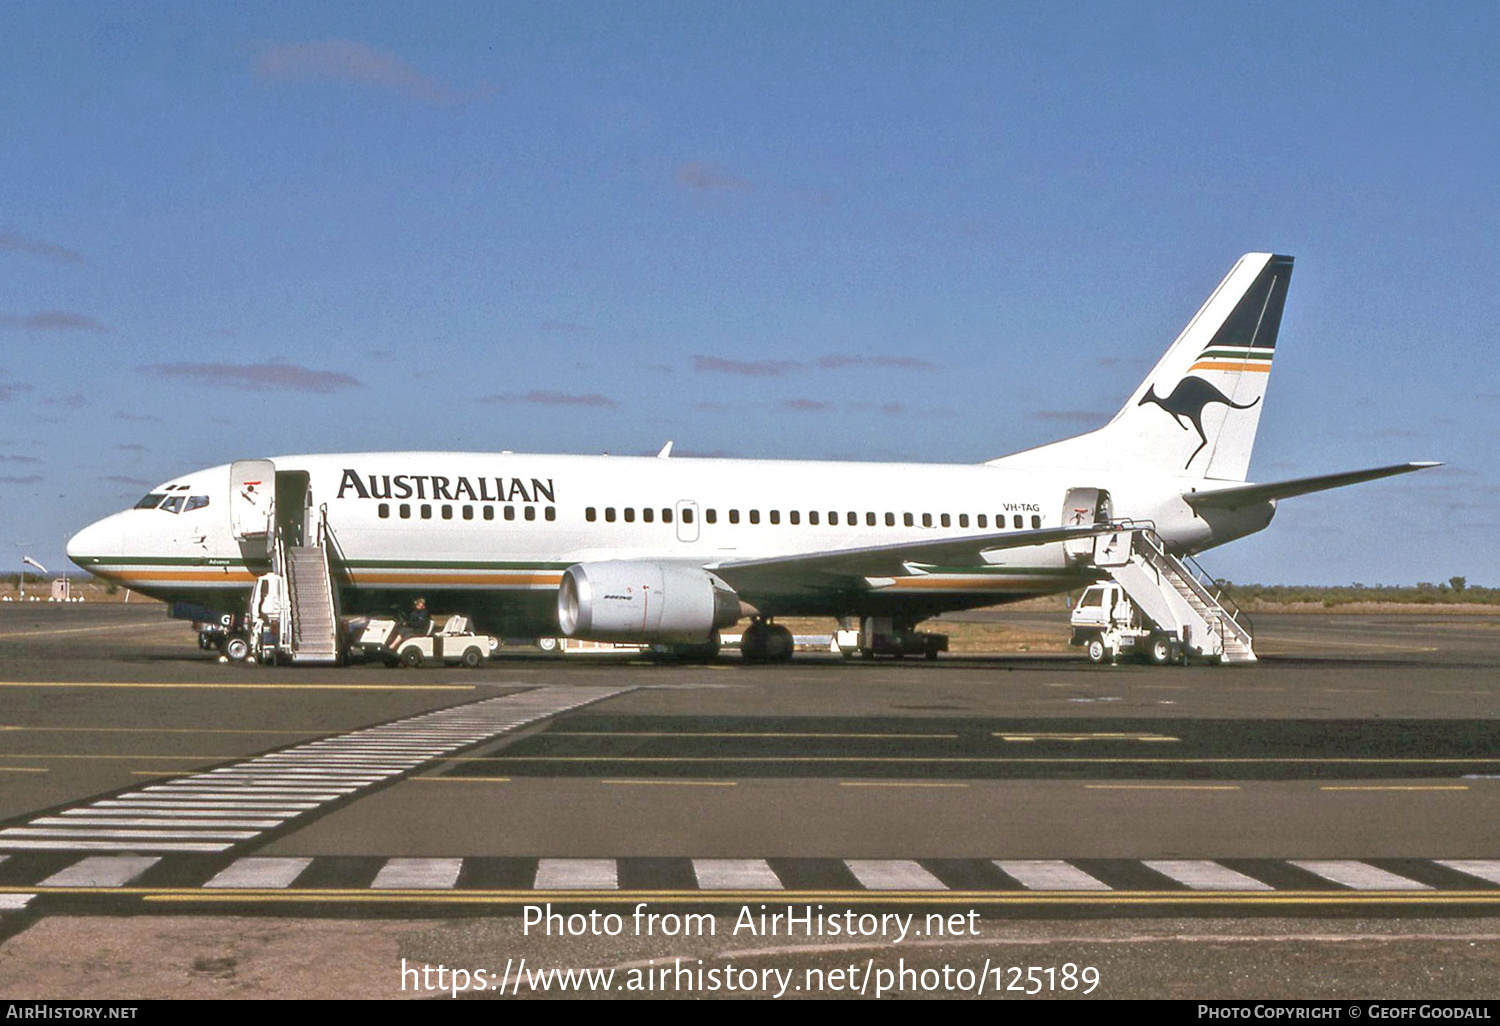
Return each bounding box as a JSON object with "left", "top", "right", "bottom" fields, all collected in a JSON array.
[{"left": 67, "top": 254, "right": 1437, "bottom": 662}]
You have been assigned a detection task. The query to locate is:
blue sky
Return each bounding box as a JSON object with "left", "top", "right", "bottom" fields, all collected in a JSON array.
[{"left": 2, "top": 1, "right": 1495, "bottom": 585}]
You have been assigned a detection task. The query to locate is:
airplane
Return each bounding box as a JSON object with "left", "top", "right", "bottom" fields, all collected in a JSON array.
[{"left": 66, "top": 253, "right": 1438, "bottom": 662}]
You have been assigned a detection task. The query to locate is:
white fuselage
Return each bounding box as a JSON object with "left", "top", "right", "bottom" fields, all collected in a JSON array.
[{"left": 66, "top": 450, "right": 1273, "bottom": 635}]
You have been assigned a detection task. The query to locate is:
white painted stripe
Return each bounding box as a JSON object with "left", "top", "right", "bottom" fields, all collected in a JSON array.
[
  {"left": 0, "top": 839, "right": 230, "bottom": 853},
  {"left": 39, "top": 856, "right": 160, "bottom": 887},
  {"left": 845, "top": 859, "right": 947, "bottom": 891},
  {"left": 99, "top": 800, "right": 318, "bottom": 810},
  {"left": 1290, "top": 860, "right": 1432, "bottom": 890},
  {"left": 0, "top": 894, "right": 34, "bottom": 911},
  {"left": 61, "top": 810, "right": 291, "bottom": 828},
  {"left": 1436, "top": 860, "right": 1500, "bottom": 886},
  {"left": 204, "top": 857, "right": 312, "bottom": 889},
  {"left": 134, "top": 791, "right": 345, "bottom": 801},
  {"left": 994, "top": 860, "right": 1112, "bottom": 891},
  {"left": 2, "top": 827, "right": 259, "bottom": 841},
  {"left": 1143, "top": 860, "right": 1274, "bottom": 891},
  {"left": 35, "top": 817, "right": 283, "bottom": 829},
  {"left": 535, "top": 858, "right": 618, "bottom": 890},
  {"left": 692, "top": 859, "right": 784, "bottom": 890},
  {"left": 371, "top": 858, "right": 464, "bottom": 890}
]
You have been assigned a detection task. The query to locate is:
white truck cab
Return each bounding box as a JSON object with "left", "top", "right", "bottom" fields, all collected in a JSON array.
[{"left": 1069, "top": 582, "right": 1176, "bottom": 665}]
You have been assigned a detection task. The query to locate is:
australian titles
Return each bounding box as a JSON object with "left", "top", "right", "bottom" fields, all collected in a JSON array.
[{"left": 336, "top": 469, "right": 554, "bottom": 504}]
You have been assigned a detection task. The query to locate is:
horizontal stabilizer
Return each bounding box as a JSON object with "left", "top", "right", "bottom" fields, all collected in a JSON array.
[
  {"left": 711, "top": 523, "right": 1111, "bottom": 583},
  {"left": 1184, "top": 462, "right": 1442, "bottom": 510}
]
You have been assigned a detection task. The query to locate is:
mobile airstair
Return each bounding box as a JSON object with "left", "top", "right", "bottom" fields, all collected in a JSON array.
[{"left": 1083, "top": 524, "right": 1256, "bottom": 664}]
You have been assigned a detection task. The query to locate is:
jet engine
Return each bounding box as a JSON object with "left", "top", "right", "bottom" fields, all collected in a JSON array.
[{"left": 557, "top": 561, "right": 742, "bottom": 643}]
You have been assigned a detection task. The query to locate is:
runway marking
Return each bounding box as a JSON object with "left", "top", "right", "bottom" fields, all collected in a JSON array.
[
  {"left": 1142, "top": 860, "right": 1274, "bottom": 891},
  {"left": 204, "top": 857, "right": 312, "bottom": 889},
  {"left": 474, "top": 756, "right": 1500, "bottom": 766},
  {"left": 1320, "top": 792, "right": 1470, "bottom": 798},
  {"left": 996, "top": 732, "right": 1179, "bottom": 742},
  {"left": 1290, "top": 860, "right": 1432, "bottom": 891},
  {"left": 0, "top": 685, "right": 632, "bottom": 854},
  {"left": 601, "top": 779, "right": 737, "bottom": 788},
  {"left": 839, "top": 781, "right": 969, "bottom": 789},
  {"left": 1436, "top": 861, "right": 1500, "bottom": 886},
  {"left": 371, "top": 858, "right": 463, "bottom": 890},
  {"left": 693, "top": 859, "right": 783, "bottom": 891},
  {"left": 5, "top": 726, "right": 322, "bottom": 735},
  {"left": 39, "top": 856, "right": 159, "bottom": 887},
  {"left": 994, "top": 860, "right": 1111, "bottom": 891},
  {"left": 3, "top": 856, "right": 1499, "bottom": 905},
  {"left": 534, "top": 858, "right": 617, "bottom": 890},
  {"left": 1084, "top": 784, "right": 1241, "bottom": 791},
  {"left": 845, "top": 860, "right": 947, "bottom": 891},
  {"left": 552, "top": 731, "right": 960, "bottom": 740},
  {"left": 0, "top": 894, "right": 33, "bottom": 911},
  {"left": 412, "top": 776, "right": 513, "bottom": 783},
  {"left": 0, "top": 621, "right": 182, "bottom": 640},
  {"left": 0, "top": 767, "right": 47, "bottom": 773},
  {"left": 0, "top": 682, "right": 478, "bottom": 691}
]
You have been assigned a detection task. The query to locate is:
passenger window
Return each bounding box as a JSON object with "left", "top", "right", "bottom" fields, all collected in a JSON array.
[
  {"left": 729, "top": 509, "right": 740, "bottom": 524},
  {"left": 903, "top": 513, "right": 914, "bottom": 527},
  {"left": 442, "top": 505, "right": 453, "bottom": 520},
  {"left": 1013, "top": 515, "right": 1023, "bottom": 528},
  {"left": 585, "top": 507, "right": 597, "bottom": 522},
  {"left": 624, "top": 507, "right": 636, "bottom": 523},
  {"left": 922, "top": 513, "right": 932, "bottom": 528},
  {"left": 505, "top": 505, "right": 516, "bottom": 521},
  {"left": 958, "top": 514, "right": 968, "bottom": 528},
  {"left": 160, "top": 495, "right": 184, "bottom": 514},
  {"left": 705, "top": 509, "right": 717, "bottom": 524},
  {"left": 863, "top": 512, "right": 872, "bottom": 526},
  {"left": 750, "top": 510, "right": 761, "bottom": 525},
  {"left": 682, "top": 507, "right": 694, "bottom": 524},
  {"left": 462, "top": 505, "right": 473, "bottom": 520},
  {"left": 809, "top": 511, "right": 819, "bottom": 526},
  {"left": 977, "top": 514, "right": 987, "bottom": 528},
  {"left": 883, "top": 512, "right": 893, "bottom": 526},
  {"left": 400, "top": 504, "right": 411, "bottom": 519},
  {"left": 184, "top": 495, "right": 210, "bottom": 512},
  {"left": 421, "top": 504, "right": 432, "bottom": 519},
  {"left": 789, "top": 510, "right": 800, "bottom": 525},
  {"left": 484, "top": 506, "right": 495, "bottom": 521},
  {"left": 378, "top": 503, "right": 390, "bottom": 519},
  {"left": 134, "top": 493, "right": 166, "bottom": 510},
  {"left": 525, "top": 506, "right": 536, "bottom": 521},
  {"left": 769, "top": 510, "right": 780, "bottom": 525},
  {"left": 643, "top": 507, "right": 654, "bottom": 523},
  {"left": 662, "top": 507, "right": 674, "bottom": 523},
  {"left": 545, "top": 507, "right": 556, "bottom": 521},
  {"left": 827, "top": 512, "right": 838, "bottom": 526},
  {"left": 605, "top": 507, "right": 616, "bottom": 523},
  {"left": 1031, "top": 515, "right": 1041, "bottom": 529}
]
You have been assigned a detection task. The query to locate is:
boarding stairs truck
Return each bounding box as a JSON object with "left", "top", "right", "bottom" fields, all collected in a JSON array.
[{"left": 1070, "top": 524, "right": 1255, "bottom": 665}]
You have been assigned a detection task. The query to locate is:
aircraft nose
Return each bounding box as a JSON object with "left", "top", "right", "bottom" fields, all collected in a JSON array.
[{"left": 67, "top": 516, "right": 122, "bottom": 569}]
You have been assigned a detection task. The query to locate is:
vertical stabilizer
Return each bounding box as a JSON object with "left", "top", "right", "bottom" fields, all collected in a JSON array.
[{"left": 990, "top": 253, "right": 1294, "bottom": 481}]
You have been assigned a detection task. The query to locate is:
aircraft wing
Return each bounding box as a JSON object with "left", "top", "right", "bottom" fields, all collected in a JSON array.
[
  {"left": 708, "top": 523, "right": 1110, "bottom": 586},
  {"left": 1184, "top": 461, "right": 1442, "bottom": 510}
]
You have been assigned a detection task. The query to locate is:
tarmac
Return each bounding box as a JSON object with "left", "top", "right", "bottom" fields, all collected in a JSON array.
[{"left": 0, "top": 602, "right": 1497, "bottom": 999}]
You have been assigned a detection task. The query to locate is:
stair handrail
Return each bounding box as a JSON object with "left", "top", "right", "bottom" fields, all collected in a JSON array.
[{"left": 1130, "top": 526, "right": 1253, "bottom": 648}]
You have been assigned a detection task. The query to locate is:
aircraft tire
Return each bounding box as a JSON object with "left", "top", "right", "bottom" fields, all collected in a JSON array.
[{"left": 765, "top": 624, "right": 794, "bottom": 661}]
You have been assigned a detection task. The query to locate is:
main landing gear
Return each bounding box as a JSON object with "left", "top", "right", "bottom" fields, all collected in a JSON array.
[{"left": 739, "top": 618, "right": 794, "bottom": 663}]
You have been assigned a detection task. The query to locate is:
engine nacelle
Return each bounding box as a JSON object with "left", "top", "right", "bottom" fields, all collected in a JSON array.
[{"left": 557, "top": 561, "right": 742, "bottom": 643}]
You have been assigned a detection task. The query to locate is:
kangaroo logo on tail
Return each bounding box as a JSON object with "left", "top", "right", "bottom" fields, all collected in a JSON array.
[{"left": 1139, "top": 376, "right": 1260, "bottom": 469}]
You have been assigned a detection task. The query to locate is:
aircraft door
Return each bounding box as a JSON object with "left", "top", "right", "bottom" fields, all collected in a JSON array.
[
  {"left": 1061, "top": 487, "right": 1111, "bottom": 563},
  {"left": 675, "top": 500, "right": 699, "bottom": 543},
  {"left": 230, "top": 460, "right": 276, "bottom": 541},
  {"left": 275, "top": 471, "right": 311, "bottom": 547}
]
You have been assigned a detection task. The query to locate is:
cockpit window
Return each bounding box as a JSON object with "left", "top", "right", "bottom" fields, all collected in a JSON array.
[
  {"left": 160, "top": 495, "right": 185, "bottom": 514},
  {"left": 134, "top": 493, "right": 166, "bottom": 510},
  {"left": 184, "top": 495, "right": 210, "bottom": 512}
]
